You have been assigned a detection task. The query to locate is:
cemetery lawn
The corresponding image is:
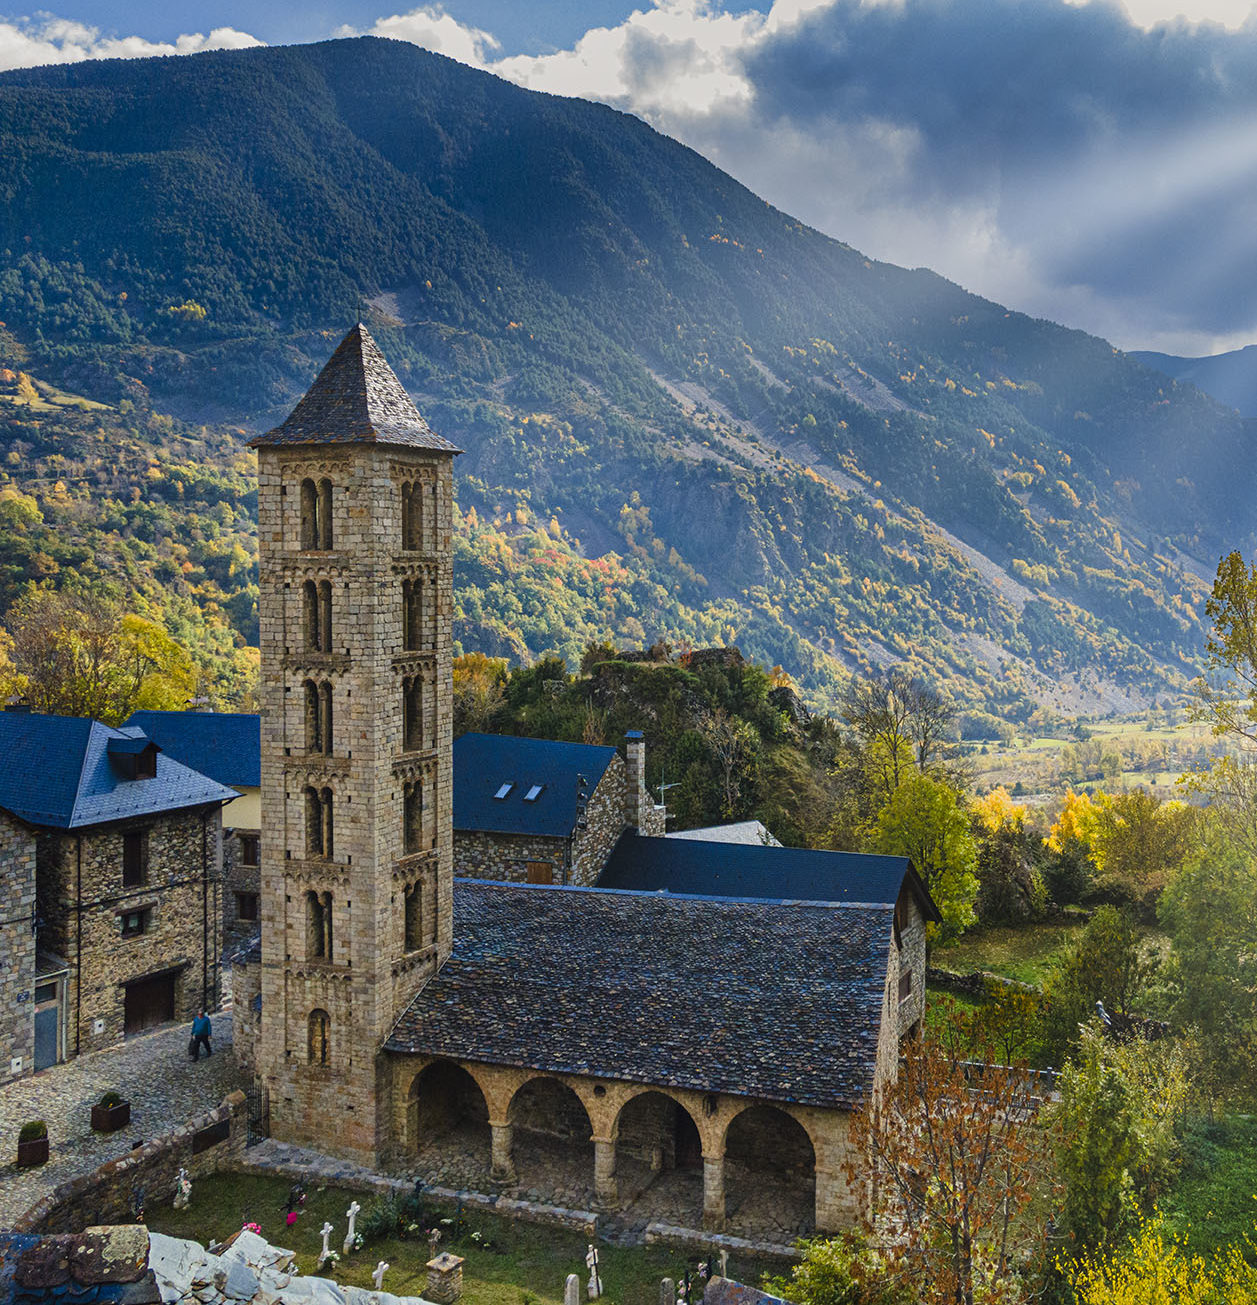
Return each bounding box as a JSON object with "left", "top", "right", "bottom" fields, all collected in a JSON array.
[{"left": 145, "top": 1172, "right": 790, "bottom": 1305}]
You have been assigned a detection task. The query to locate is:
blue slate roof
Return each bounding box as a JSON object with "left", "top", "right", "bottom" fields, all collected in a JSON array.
[
  {"left": 0, "top": 713, "right": 237, "bottom": 829},
  {"left": 453, "top": 733, "right": 619, "bottom": 838},
  {"left": 124, "top": 711, "right": 261, "bottom": 788},
  {"left": 599, "top": 832, "right": 941, "bottom": 921},
  {"left": 387, "top": 880, "right": 895, "bottom": 1109}
]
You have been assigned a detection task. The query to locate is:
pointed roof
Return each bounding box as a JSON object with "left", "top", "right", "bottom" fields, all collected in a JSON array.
[{"left": 250, "top": 323, "right": 461, "bottom": 452}]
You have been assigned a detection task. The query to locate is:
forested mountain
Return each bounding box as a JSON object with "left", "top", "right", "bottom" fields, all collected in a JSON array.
[{"left": 0, "top": 35, "right": 1251, "bottom": 719}]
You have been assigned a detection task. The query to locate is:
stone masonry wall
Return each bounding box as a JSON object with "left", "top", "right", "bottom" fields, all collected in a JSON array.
[
  {"left": 570, "top": 756, "right": 631, "bottom": 885},
  {"left": 223, "top": 827, "right": 261, "bottom": 952},
  {"left": 14, "top": 1091, "right": 248, "bottom": 1234},
  {"left": 896, "top": 896, "right": 927, "bottom": 1038},
  {"left": 454, "top": 831, "right": 567, "bottom": 883},
  {"left": 38, "top": 808, "right": 223, "bottom": 1058},
  {"left": 0, "top": 810, "right": 37, "bottom": 1084}
]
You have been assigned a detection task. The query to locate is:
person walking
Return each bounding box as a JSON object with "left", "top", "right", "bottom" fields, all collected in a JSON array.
[{"left": 189, "top": 1009, "right": 212, "bottom": 1059}]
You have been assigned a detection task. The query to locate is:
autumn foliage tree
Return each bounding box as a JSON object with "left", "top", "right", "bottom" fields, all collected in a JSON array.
[{"left": 847, "top": 1011, "right": 1057, "bottom": 1305}]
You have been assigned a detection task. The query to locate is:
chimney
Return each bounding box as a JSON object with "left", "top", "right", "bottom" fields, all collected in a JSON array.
[{"left": 625, "top": 731, "right": 648, "bottom": 833}]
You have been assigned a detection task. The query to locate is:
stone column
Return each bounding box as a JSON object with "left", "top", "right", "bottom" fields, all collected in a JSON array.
[
  {"left": 702, "top": 1152, "right": 725, "bottom": 1231},
  {"left": 593, "top": 1136, "right": 618, "bottom": 1207},
  {"left": 490, "top": 1121, "right": 516, "bottom": 1183}
]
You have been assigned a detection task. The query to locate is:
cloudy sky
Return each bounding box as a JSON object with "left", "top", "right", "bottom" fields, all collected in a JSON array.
[{"left": 3, "top": 0, "right": 1257, "bottom": 354}]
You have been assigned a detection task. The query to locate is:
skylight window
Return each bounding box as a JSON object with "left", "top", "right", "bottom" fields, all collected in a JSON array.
[
  {"left": 523, "top": 784, "right": 545, "bottom": 802},
  {"left": 494, "top": 783, "right": 514, "bottom": 799}
]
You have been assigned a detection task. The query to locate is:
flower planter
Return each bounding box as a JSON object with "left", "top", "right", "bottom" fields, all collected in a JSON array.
[
  {"left": 90, "top": 1100, "right": 131, "bottom": 1133},
  {"left": 16, "top": 1135, "right": 48, "bottom": 1167}
]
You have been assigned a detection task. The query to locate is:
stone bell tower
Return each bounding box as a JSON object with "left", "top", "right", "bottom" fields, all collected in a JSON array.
[{"left": 251, "top": 324, "right": 459, "bottom": 1164}]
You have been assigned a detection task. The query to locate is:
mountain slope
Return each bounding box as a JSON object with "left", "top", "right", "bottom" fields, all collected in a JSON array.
[
  {"left": 1132, "top": 346, "right": 1257, "bottom": 419},
  {"left": 0, "top": 36, "right": 1250, "bottom": 718}
]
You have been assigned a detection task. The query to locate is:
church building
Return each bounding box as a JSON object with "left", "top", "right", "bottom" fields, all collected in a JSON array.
[{"left": 237, "top": 324, "right": 937, "bottom": 1240}]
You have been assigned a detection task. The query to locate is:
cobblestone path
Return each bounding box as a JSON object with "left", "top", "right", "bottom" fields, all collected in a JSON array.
[{"left": 0, "top": 1012, "right": 245, "bottom": 1228}]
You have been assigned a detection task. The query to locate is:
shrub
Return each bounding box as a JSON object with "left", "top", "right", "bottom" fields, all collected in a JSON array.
[
  {"left": 97, "top": 1090, "right": 124, "bottom": 1108},
  {"left": 18, "top": 1120, "right": 46, "bottom": 1143}
]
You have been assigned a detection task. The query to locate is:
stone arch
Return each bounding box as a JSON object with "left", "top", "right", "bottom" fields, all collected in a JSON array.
[
  {"left": 408, "top": 1060, "right": 491, "bottom": 1185},
  {"left": 506, "top": 1076, "right": 596, "bottom": 1205},
  {"left": 612, "top": 1089, "right": 705, "bottom": 1224},
  {"left": 723, "top": 1104, "right": 816, "bottom": 1239}
]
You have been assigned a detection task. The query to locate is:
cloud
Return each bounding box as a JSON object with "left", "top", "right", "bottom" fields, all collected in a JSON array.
[
  {"left": 0, "top": 16, "right": 261, "bottom": 73},
  {"left": 338, "top": 6, "right": 499, "bottom": 66},
  {"left": 481, "top": 0, "right": 1257, "bottom": 351}
]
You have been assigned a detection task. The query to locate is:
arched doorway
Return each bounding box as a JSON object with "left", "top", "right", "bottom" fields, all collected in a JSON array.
[
  {"left": 507, "top": 1077, "right": 595, "bottom": 1207},
  {"left": 615, "top": 1091, "right": 704, "bottom": 1227},
  {"left": 724, "top": 1105, "right": 816, "bottom": 1239},
  {"left": 408, "top": 1060, "right": 491, "bottom": 1188}
]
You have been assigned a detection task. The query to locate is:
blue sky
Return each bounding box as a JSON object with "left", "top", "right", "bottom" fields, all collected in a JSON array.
[{"left": 4, "top": 0, "right": 1257, "bottom": 354}]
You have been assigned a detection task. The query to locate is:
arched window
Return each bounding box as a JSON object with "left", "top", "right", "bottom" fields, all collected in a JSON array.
[
  {"left": 300, "top": 479, "right": 318, "bottom": 550},
  {"left": 402, "top": 481, "right": 423, "bottom": 551},
  {"left": 320, "top": 786, "right": 334, "bottom": 861},
  {"left": 305, "top": 890, "right": 333, "bottom": 960},
  {"left": 304, "top": 680, "right": 321, "bottom": 753},
  {"left": 318, "top": 479, "right": 333, "bottom": 549},
  {"left": 302, "top": 581, "right": 319, "bottom": 651},
  {"left": 308, "top": 1008, "right": 330, "bottom": 1065},
  {"left": 402, "top": 578, "right": 422, "bottom": 651},
  {"left": 404, "top": 880, "right": 423, "bottom": 952},
  {"left": 318, "top": 580, "right": 333, "bottom": 652},
  {"left": 319, "top": 682, "right": 333, "bottom": 755},
  {"left": 304, "top": 786, "right": 323, "bottom": 857},
  {"left": 404, "top": 780, "right": 423, "bottom": 855},
  {"left": 429, "top": 481, "right": 439, "bottom": 552},
  {"left": 404, "top": 677, "right": 425, "bottom": 752}
]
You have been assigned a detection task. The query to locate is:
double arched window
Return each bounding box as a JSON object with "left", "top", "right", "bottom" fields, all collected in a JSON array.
[
  {"left": 305, "top": 892, "right": 333, "bottom": 961},
  {"left": 300, "top": 479, "right": 333, "bottom": 550},
  {"left": 302, "top": 580, "right": 333, "bottom": 653},
  {"left": 303, "top": 680, "right": 333, "bottom": 754},
  {"left": 304, "top": 786, "right": 334, "bottom": 860}
]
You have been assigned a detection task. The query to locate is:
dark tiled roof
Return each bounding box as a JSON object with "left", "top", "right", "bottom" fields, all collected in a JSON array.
[
  {"left": 453, "top": 733, "right": 619, "bottom": 838},
  {"left": 250, "top": 323, "right": 461, "bottom": 452},
  {"left": 0, "top": 713, "right": 237, "bottom": 829},
  {"left": 124, "top": 711, "right": 261, "bottom": 788},
  {"left": 386, "top": 880, "right": 894, "bottom": 1109},
  {"left": 600, "top": 833, "right": 941, "bottom": 922}
]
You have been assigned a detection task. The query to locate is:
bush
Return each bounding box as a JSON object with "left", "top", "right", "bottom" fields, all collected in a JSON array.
[
  {"left": 97, "top": 1090, "right": 124, "bottom": 1108},
  {"left": 358, "top": 1191, "right": 427, "bottom": 1244},
  {"left": 18, "top": 1120, "right": 46, "bottom": 1143},
  {"left": 763, "top": 1234, "right": 905, "bottom": 1305}
]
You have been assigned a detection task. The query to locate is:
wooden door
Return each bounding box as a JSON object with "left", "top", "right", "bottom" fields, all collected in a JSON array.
[
  {"left": 124, "top": 973, "right": 176, "bottom": 1034},
  {"left": 525, "top": 861, "right": 554, "bottom": 884}
]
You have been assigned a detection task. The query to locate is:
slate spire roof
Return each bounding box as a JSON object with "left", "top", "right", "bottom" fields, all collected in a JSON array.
[{"left": 250, "top": 322, "right": 462, "bottom": 452}]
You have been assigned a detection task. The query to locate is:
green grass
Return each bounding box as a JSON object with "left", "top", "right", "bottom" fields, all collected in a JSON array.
[
  {"left": 145, "top": 1173, "right": 787, "bottom": 1305},
  {"left": 933, "top": 921, "right": 1086, "bottom": 987},
  {"left": 1163, "top": 1116, "right": 1257, "bottom": 1256}
]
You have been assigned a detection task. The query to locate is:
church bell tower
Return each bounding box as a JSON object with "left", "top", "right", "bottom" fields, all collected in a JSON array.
[{"left": 251, "top": 324, "right": 459, "bottom": 1163}]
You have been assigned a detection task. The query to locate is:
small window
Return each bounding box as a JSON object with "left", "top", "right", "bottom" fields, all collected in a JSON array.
[
  {"left": 240, "top": 835, "right": 260, "bottom": 867},
  {"left": 122, "top": 830, "right": 148, "bottom": 887},
  {"left": 120, "top": 908, "right": 149, "bottom": 937},
  {"left": 523, "top": 784, "right": 545, "bottom": 802},
  {"left": 494, "top": 783, "right": 514, "bottom": 799},
  {"left": 899, "top": 969, "right": 913, "bottom": 1002},
  {"left": 236, "top": 892, "right": 259, "bottom": 922}
]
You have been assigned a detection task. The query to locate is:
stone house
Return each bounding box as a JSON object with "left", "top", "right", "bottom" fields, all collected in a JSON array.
[
  {"left": 126, "top": 711, "right": 262, "bottom": 950},
  {"left": 238, "top": 323, "right": 941, "bottom": 1241},
  {"left": 452, "top": 731, "right": 665, "bottom": 886},
  {"left": 0, "top": 712, "right": 235, "bottom": 1083}
]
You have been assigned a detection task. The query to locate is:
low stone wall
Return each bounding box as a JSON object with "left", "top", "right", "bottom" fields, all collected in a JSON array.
[
  {"left": 645, "top": 1223, "right": 800, "bottom": 1262},
  {"left": 13, "top": 1091, "right": 248, "bottom": 1234},
  {"left": 926, "top": 966, "right": 1039, "bottom": 998}
]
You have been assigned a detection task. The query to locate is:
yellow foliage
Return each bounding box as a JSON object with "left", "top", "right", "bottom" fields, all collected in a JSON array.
[
  {"left": 1045, "top": 788, "right": 1111, "bottom": 855},
  {"left": 972, "top": 786, "right": 1026, "bottom": 835},
  {"left": 1066, "top": 1213, "right": 1257, "bottom": 1304}
]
